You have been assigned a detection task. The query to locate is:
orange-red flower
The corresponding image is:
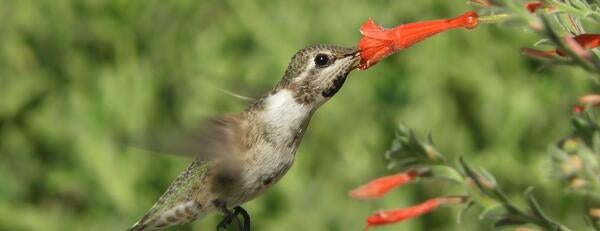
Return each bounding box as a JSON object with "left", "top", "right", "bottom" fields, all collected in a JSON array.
[
  {"left": 570, "top": 34, "right": 600, "bottom": 50},
  {"left": 357, "top": 11, "right": 479, "bottom": 70},
  {"left": 363, "top": 196, "right": 466, "bottom": 230},
  {"left": 525, "top": 1, "right": 554, "bottom": 13},
  {"left": 349, "top": 170, "right": 421, "bottom": 200},
  {"left": 522, "top": 34, "right": 600, "bottom": 59},
  {"left": 573, "top": 105, "right": 584, "bottom": 114}
]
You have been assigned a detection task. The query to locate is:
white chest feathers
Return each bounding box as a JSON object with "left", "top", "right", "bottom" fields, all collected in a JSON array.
[
  {"left": 261, "top": 89, "right": 312, "bottom": 145},
  {"left": 234, "top": 90, "right": 315, "bottom": 203}
]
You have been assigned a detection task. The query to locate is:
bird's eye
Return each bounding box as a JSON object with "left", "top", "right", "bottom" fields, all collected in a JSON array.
[{"left": 314, "top": 54, "right": 330, "bottom": 67}]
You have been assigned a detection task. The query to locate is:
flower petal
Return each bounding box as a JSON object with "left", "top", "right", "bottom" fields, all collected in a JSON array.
[
  {"left": 360, "top": 19, "right": 392, "bottom": 41},
  {"left": 349, "top": 170, "right": 419, "bottom": 200},
  {"left": 525, "top": 2, "right": 554, "bottom": 13},
  {"left": 573, "top": 34, "right": 600, "bottom": 50},
  {"left": 364, "top": 196, "right": 466, "bottom": 229}
]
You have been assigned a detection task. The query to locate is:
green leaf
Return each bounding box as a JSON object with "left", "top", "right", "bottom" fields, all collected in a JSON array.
[
  {"left": 524, "top": 187, "right": 563, "bottom": 230},
  {"left": 385, "top": 125, "right": 445, "bottom": 170},
  {"left": 479, "top": 204, "right": 508, "bottom": 221}
]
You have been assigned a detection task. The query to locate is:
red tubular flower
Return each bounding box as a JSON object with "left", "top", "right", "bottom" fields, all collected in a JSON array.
[
  {"left": 349, "top": 170, "right": 422, "bottom": 200},
  {"left": 364, "top": 196, "right": 466, "bottom": 230},
  {"left": 357, "top": 11, "right": 479, "bottom": 70},
  {"left": 572, "top": 34, "right": 600, "bottom": 50},
  {"left": 525, "top": 2, "right": 554, "bottom": 13}
]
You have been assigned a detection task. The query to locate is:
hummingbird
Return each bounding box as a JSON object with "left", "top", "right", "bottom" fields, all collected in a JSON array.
[{"left": 128, "top": 44, "right": 360, "bottom": 231}]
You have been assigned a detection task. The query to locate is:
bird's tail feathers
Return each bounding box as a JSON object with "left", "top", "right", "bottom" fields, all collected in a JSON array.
[{"left": 127, "top": 201, "right": 209, "bottom": 231}]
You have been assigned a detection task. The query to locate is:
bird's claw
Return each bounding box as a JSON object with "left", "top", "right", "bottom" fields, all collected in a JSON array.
[
  {"left": 216, "top": 213, "right": 239, "bottom": 231},
  {"left": 233, "top": 206, "right": 250, "bottom": 231},
  {"left": 216, "top": 206, "right": 250, "bottom": 231}
]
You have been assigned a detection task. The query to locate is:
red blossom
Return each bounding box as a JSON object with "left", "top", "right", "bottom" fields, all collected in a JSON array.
[
  {"left": 525, "top": 2, "right": 554, "bottom": 13},
  {"left": 571, "top": 34, "right": 600, "bottom": 50},
  {"left": 349, "top": 170, "right": 422, "bottom": 200},
  {"left": 363, "top": 196, "right": 466, "bottom": 230},
  {"left": 357, "top": 11, "right": 479, "bottom": 70},
  {"left": 572, "top": 105, "right": 584, "bottom": 114}
]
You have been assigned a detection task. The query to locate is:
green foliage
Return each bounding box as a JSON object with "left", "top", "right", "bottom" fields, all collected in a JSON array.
[{"left": 0, "top": 0, "right": 596, "bottom": 230}]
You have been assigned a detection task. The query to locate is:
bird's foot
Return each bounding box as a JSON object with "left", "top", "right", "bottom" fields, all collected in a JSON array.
[
  {"left": 214, "top": 201, "right": 250, "bottom": 231},
  {"left": 216, "top": 212, "right": 241, "bottom": 231},
  {"left": 233, "top": 206, "right": 250, "bottom": 231}
]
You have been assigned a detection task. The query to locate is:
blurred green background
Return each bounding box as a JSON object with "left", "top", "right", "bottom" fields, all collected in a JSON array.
[{"left": 0, "top": 0, "right": 596, "bottom": 230}]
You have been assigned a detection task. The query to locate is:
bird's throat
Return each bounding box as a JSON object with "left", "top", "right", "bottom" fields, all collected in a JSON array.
[{"left": 259, "top": 89, "right": 315, "bottom": 146}]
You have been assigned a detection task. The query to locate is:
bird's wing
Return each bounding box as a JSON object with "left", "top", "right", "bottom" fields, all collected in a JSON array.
[
  {"left": 129, "top": 114, "right": 248, "bottom": 160},
  {"left": 128, "top": 115, "right": 249, "bottom": 231}
]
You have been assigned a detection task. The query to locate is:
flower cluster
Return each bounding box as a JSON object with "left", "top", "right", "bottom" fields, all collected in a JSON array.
[
  {"left": 349, "top": 163, "right": 467, "bottom": 230},
  {"left": 356, "top": 0, "right": 600, "bottom": 74},
  {"left": 350, "top": 124, "right": 575, "bottom": 230},
  {"left": 351, "top": 0, "right": 600, "bottom": 229}
]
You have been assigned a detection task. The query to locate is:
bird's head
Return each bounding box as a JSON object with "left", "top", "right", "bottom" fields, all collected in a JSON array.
[{"left": 276, "top": 44, "right": 360, "bottom": 106}]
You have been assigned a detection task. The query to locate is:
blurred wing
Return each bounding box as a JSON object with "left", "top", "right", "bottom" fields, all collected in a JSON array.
[
  {"left": 128, "top": 114, "right": 247, "bottom": 160},
  {"left": 178, "top": 115, "right": 246, "bottom": 160},
  {"left": 128, "top": 113, "right": 251, "bottom": 193}
]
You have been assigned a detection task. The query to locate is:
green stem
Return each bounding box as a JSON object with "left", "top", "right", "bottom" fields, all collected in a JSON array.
[{"left": 478, "top": 14, "right": 513, "bottom": 24}]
